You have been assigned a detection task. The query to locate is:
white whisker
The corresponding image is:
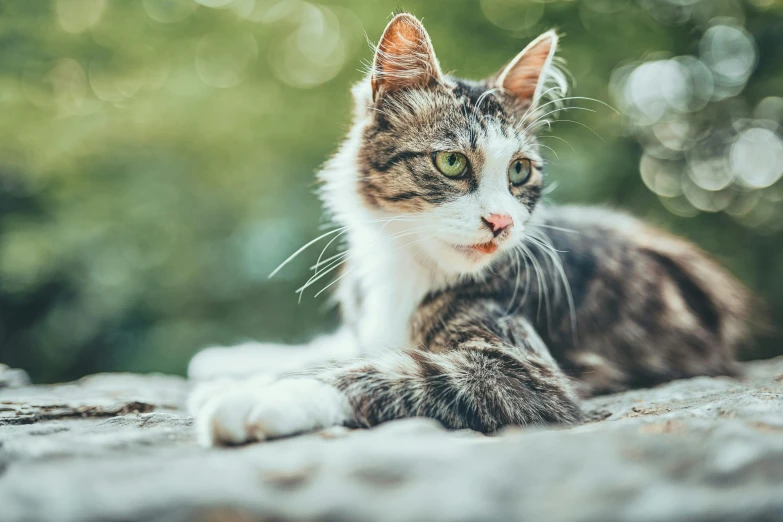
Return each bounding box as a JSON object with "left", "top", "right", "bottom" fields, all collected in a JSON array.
[
  {"left": 525, "top": 230, "right": 577, "bottom": 342},
  {"left": 269, "top": 213, "right": 425, "bottom": 279},
  {"left": 537, "top": 134, "right": 576, "bottom": 153},
  {"left": 522, "top": 106, "right": 596, "bottom": 132}
]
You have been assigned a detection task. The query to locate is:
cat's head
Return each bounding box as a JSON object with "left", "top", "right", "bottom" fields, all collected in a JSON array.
[{"left": 329, "top": 13, "right": 565, "bottom": 275}]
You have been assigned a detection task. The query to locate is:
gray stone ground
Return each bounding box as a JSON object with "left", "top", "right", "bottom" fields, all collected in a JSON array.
[{"left": 1, "top": 358, "right": 782, "bottom": 522}]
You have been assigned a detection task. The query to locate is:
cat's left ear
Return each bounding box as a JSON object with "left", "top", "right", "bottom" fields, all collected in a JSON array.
[{"left": 492, "top": 30, "right": 559, "bottom": 111}]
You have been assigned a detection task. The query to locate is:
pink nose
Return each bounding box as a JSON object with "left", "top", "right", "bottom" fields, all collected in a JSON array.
[{"left": 481, "top": 213, "right": 513, "bottom": 237}]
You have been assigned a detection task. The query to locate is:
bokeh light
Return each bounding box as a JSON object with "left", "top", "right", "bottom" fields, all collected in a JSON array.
[
  {"left": 731, "top": 127, "right": 783, "bottom": 189},
  {"left": 700, "top": 23, "right": 756, "bottom": 98},
  {"left": 480, "top": 0, "right": 545, "bottom": 33},
  {"left": 143, "top": 0, "right": 198, "bottom": 23},
  {"left": 269, "top": 4, "right": 351, "bottom": 88},
  {"left": 609, "top": 0, "right": 782, "bottom": 229},
  {"left": 56, "top": 0, "right": 106, "bottom": 33}
]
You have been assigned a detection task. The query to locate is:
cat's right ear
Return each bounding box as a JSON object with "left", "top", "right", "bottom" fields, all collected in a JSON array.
[
  {"left": 491, "top": 30, "right": 560, "bottom": 112},
  {"left": 371, "top": 13, "right": 443, "bottom": 101}
]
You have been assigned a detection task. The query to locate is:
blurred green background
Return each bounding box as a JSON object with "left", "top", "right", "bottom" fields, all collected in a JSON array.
[{"left": 0, "top": 0, "right": 781, "bottom": 383}]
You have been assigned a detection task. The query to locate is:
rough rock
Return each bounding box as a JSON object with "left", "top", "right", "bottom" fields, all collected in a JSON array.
[{"left": 0, "top": 358, "right": 782, "bottom": 522}]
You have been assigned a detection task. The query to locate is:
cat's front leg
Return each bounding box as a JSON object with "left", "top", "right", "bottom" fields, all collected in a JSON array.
[
  {"left": 187, "top": 327, "right": 359, "bottom": 381},
  {"left": 189, "top": 326, "right": 360, "bottom": 444},
  {"left": 195, "top": 323, "right": 582, "bottom": 445},
  {"left": 195, "top": 377, "right": 352, "bottom": 446}
]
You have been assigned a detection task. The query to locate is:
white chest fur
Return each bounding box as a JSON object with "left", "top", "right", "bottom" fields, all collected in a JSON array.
[
  {"left": 338, "top": 220, "right": 439, "bottom": 355},
  {"left": 319, "top": 119, "right": 449, "bottom": 354}
]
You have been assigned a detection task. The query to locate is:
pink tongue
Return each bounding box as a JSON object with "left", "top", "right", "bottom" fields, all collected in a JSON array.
[{"left": 475, "top": 242, "right": 498, "bottom": 254}]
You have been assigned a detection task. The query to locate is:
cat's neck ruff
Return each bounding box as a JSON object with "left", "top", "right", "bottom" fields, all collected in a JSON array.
[{"left": 319, "top": 124, "right": 459, "bottom": 351}]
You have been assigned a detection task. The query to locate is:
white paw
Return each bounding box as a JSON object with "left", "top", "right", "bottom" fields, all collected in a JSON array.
[
  {"left": 194, "top": 378, "right": 352, "bottom": 447},
  {"left": 187, "top": 374, "right": 276, "bottom": 417}
]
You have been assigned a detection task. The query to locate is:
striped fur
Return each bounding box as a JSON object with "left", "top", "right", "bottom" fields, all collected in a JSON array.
[{"left": 191, "top": 14, "right": 751, "bottom": 446}]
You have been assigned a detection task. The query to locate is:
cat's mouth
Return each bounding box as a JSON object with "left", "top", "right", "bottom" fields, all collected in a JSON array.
[{"left": 453, "top": 240, "right": 499, "bottom": 256}]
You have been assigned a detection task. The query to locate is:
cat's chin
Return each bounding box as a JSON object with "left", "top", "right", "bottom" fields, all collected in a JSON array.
[{"left": 424, "top": 239, "right": 507, "bottom": 275}]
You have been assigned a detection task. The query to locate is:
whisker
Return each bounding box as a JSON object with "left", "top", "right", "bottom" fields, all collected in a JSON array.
[
  {"left": 536, "top": 143, "right": 559, "bottom": 160},
  {"left": 523, "top": 106, "right": 596, "bottom": 132},
  {"left": 297, "top": 255, "right": 350, "bottom": 301},
  {"left": 269, "top": 213, "right": 425, "bottom": 279},
  {"left": 311, "top": 251, "right": 349, "bottom": 272},
  {"left": 537, "top": 134, "right": 576, "bottom": 153},
  {"left": 313, "top": 232, "right": 437, "bottom": 299},
  {"left": 556, "top": 95, "right": 619, "bottom": 114},
  {"left": 541, "top": 181, "right": 559, "bottom": 196},
  {"left": 518, "top": 94, "right": 616, "bottom": 131},
  {"left": 301, "top": 224, "right": 439, "bottom": 297},
  {"left": 471, "top": 87, "right": 501, "bottom": 129},
  {"left": 532, "top": 222, "right": 579, "bottom": 234},
  {"left": 525, "top": 230, "right": 577, "bottom": 342},
  {"left": 269, "top": 227, "right": 347, "bottom": 279},
  {"left": 509, "top": 246, "right": 533, "bottom": 318},
  {"left": 517, "top": 86, "right": 562, "bottom": 124},
  {"left": 528, "top": 96, "right": 618, "bottom": 121},
  {"left": 505, "top": 248, "right": 522, "bottom": 316},
  {"left": 536, "top": 119, "right": 606, "bottom": 143},
  {"left": 518, "top": 242, "right": 549, "bottom": 326},
  {"left": 313, "top": 228, "right": 350, "bottom": 274}
]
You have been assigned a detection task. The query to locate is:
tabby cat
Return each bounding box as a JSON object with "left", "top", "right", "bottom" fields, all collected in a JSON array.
[{"left": 188, "top": 13, "right": 750, "bottom": 446}]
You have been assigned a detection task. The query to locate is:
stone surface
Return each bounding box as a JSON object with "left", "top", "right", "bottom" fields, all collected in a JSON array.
[{"left": 1, "top": 358, "right": 782, "bottom": 522}]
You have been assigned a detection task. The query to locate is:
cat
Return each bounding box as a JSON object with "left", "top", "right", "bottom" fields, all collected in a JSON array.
[{"left": 188, "top": 13, "right": 751, "bottom": 446}]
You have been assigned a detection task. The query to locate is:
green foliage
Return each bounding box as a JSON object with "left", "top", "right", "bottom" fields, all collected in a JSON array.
[{"left": 0, "top": 0, "right": 781, "bottom": 382}]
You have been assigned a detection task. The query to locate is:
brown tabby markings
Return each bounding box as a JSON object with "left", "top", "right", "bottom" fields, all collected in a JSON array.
[
  {"left": 197, "top": 13, "right": 754, "bottom": 444},
  {"left": 357, "top": 79, "right": 544, "bottom": 213},
  {"left": 303, "top": 15, "right": 752, "bottom": 432}
]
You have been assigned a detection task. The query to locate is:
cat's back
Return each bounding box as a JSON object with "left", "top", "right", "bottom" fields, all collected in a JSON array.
[
  {"left": 512, "top": 204, "right": 751, "bottom": 394},
  {"left": 535, "top": 204, "right": 644, "bottom": 245}
]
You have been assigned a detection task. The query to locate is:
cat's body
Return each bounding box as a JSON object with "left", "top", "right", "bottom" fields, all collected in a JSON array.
[{"left": 189, "top": 14, "right": 750, "bottom": 445}]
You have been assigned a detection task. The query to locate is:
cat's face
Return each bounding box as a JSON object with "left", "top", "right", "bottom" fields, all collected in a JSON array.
[{"left": 351, "top": 14, "right": 562, "bottom": 275}]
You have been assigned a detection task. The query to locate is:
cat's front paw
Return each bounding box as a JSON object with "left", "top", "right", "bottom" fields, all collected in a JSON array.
[{"left": 194, "top": 378, "right": 352, "bottom": 447}]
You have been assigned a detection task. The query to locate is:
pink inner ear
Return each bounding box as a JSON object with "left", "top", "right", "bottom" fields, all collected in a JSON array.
[
  {"left": 499, "top": 35, "right": 555, "bottom": 103},
  {"left": 372, "top": 14, "right": 441, "bottom": 96}
]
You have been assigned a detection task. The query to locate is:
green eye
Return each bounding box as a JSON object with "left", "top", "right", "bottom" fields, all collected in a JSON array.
[
  {"left": 508, "top": 158, "right": 532, "bottom": 186},
  {"left": 434, "top": 151, "right": 468, "bottom": 178}
]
